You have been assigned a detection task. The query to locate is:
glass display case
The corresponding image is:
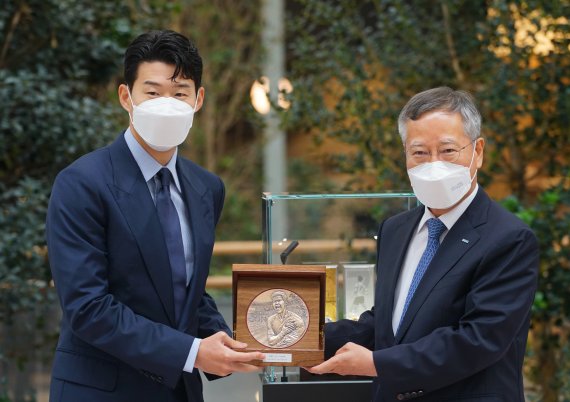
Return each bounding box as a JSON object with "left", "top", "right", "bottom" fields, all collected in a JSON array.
[
  {"left": 262, "top": 192, "right": 417, "bottom": 321},
  {"left": 260, "top": 192, "right": 417, "bottom": 402}
]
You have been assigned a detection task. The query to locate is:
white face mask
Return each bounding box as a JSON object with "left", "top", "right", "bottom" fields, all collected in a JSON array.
[
  {"left": 407, "top": 148, "right": 477, "bottom": 209},
  {"left": 128, "top": 90, "right": 198, "bottom": 152}
]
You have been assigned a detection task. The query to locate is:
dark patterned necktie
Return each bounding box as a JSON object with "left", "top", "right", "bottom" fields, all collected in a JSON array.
[
  {"left": 155, "top": 168, "right": 186, "bottom": 322},
  {"left": 398, "top": 218, "right": 446, "bottom": 331}
]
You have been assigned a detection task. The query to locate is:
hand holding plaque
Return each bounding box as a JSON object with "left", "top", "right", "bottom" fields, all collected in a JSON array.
[{"left": 195, "top": 331, "right": 265, "bottom": 376}]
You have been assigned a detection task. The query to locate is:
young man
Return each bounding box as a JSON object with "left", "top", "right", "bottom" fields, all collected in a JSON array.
[
  {"left": 46, "top": 30, "right": 263, "bottom": 402},
  {"left": 309, "top": 87, "right": 539, "bottom": 402}
]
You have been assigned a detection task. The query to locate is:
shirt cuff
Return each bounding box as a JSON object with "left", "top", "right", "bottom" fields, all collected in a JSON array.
[{"left": 183, "top": 338, "right": 202, "bottom": 373}]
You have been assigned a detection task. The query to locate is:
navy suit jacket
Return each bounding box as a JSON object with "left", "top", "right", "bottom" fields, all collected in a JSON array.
[
  {"left": 46, "top": 134, "right": 230, "bottom": 402},
  {"left": 325, "top": 188, "right": 539, "bottom": 402}
]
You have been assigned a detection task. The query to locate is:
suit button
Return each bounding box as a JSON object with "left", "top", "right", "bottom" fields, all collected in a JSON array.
[
  {"left": 411, "top": 392, "right": 417, "bottom": 398},
  {"left": 405, "top": 393, "right": 411, "bottom": 399},
  {"left": 397, "top": 394, "right": 405, "bottom": 401},
  {"left": 418, "top": 390, "right": 424, "bottom": 397}
]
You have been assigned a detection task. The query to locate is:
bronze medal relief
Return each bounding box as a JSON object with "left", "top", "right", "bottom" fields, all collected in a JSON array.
[{"left": 246, "top": 289, "right": 309, "bottom": 349}]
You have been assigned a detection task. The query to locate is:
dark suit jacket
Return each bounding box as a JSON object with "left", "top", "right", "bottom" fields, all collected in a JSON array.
[
  {"left": 325, "top": 188, "right": 539, "bottom": 402},
  {"left": 46, "top": 134, "right": 230, "bottom": 402}
]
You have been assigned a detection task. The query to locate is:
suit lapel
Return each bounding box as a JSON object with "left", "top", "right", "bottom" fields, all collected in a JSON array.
[
  {"left": 395, "top": 189, "right": 489, "bottom": 343},
  {"left": 176, "top": 160, "right": 215, "bottom": 331},
  {"left": 107, "top": 135, "right": 176, "bottom": 326},
  {"left": 377, "top": 207, "right": 423, "bottom": 347}
]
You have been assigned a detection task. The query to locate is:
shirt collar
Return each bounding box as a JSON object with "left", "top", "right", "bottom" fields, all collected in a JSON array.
[
  {"left": 417, "top": 183, "right": 479, "bottom": 234},
  {"left": 124, "top": 128, "right": 182, "bottom": 192}
]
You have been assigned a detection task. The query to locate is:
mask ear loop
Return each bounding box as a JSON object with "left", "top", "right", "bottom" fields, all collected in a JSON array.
[
  {"left": 467, "top": 139, "right": 479, "bottom": 183},
  {"left": 192, "top": 90, "right": 201, "bottom": 112},
  {"left": 126, "top": 86, "right": 136, "bottom": 125}
]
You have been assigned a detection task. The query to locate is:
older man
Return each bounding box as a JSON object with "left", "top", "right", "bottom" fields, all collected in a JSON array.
[{"left": 309, "top": 87, "right": 539, "bottom": 402}]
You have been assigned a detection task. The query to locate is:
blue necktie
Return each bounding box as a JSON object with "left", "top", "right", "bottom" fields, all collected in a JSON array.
[
  {"left": 155, "top": 168, "right": 187, "bottom": 322},
  {"left": 398, "top": 218, "right": 446, "bottom": 330}
]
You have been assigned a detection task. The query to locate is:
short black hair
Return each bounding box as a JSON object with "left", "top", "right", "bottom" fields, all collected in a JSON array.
[{"left": 124, "top": 30, "right": 202, "bottom": 92}]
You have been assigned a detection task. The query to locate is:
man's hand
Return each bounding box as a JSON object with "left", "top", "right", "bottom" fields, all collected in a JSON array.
[
  {"left": 306, "top": 342, "right": 377, "bottom": 377},
  {"left": 194, "top": 331, "right": 265, "bottom": 376}
]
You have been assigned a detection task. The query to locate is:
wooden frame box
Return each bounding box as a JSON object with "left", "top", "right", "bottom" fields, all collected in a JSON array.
[{"left": 232, "top": 264, "right": 325, "bottom": 366}]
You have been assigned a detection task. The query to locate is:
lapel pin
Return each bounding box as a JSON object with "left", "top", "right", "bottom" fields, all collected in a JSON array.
[{"left": 461, "top": 239, "right": 469, "bottom": 244}]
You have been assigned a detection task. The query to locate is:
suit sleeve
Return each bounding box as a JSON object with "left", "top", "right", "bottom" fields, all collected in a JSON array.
[
  {"left": 197, "top": 174, "right": 230, "bottom": 339},
  {"left": 47, "top": 167, "right": 194, "bottom": 389},
  {"left": 373, "top": 226, "right": 539, "bottom": 394},
  {"left": 195, "top": 175, "right": 233, "bottom": 381},
  {"left": 324, "top": 310, "right": 376, "bottom": 359}
]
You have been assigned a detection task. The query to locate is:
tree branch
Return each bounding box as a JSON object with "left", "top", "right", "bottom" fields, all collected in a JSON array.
[
  {"left": 0, "top": 4, "right": 24, "bottom": 69},
  {"left": 441, "top": 2, "right": 465, "bottom": 85}
]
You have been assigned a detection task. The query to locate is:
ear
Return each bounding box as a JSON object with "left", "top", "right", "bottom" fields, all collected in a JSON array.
[
  {"left": 118, "top": 84, "right": 132, "bottom": 114},
  {"left": 475, "top": 137, "right": 485, "bottom": 169},
  {"left": 194, "top": 87, "right": 205, "bottom": 112}
]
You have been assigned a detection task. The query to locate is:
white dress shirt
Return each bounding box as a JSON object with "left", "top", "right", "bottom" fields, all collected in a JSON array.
[
  {"left": 391, "top": 184, "right": 479, "bottom": 334},
  {"left": 124, "top": 129, "right": 201, "bottom": 373}
]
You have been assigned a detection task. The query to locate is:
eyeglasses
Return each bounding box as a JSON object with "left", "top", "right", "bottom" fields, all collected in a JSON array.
[{"left": 405, "top": 140, "right": 476, "bottom": 164}]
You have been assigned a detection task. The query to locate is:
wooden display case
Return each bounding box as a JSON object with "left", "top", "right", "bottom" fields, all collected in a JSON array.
[{"left": 232, "top": 264, "right": 325, "bottom": 367}]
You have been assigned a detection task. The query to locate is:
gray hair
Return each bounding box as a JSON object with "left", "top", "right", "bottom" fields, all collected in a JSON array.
[{"left": 397, "top": 87, "right": 481, "bottom": 143}]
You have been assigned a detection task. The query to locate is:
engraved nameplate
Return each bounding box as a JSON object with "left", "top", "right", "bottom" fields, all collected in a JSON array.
[{"left": 263, "top": 353, "right": 293, "bottom": 363}]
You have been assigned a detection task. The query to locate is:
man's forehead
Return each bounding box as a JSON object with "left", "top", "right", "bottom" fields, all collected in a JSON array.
[{"left": 135, "top": 61, "right": 195, "bottom": 87}]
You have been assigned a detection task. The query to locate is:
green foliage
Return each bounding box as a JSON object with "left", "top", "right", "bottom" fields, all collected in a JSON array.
[
  {"left": 0, "top": 0, "right": 177, "bottom": 183},
  {"left": 288, "top": 158, "right": 335, "bottom": 193},
  {"left": 287, "top": 0, "right": 409, "bottom": 188},
  {"left": 0, "top": 178, "right": 51, "bottom": 322},
  {"left": 501, "top": 177, "right": 570, "bottom": 400},
  {"left": 480, "top": 1, "right": 570, "bottom": 199},
  {"left": 176, "top": 0, "right": 265, "bottom": 249},
  {"left": 0, "top": 69, "right": 117, "bottom": 185},
  {"left": 502, "top": 179, "right": 570, "bottom": 322},
  {"left": 286, "top": 0, "right": 570, "bottom": 197}
]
